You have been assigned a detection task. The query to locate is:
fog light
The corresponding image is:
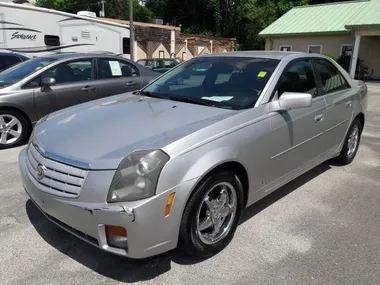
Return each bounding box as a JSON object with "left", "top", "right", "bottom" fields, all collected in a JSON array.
[{"left": 105, "top": 225, "right": 128, "bottom": 249}]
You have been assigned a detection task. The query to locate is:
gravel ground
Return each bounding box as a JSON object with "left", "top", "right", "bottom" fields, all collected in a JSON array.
[{"left": 1, "top": 84, "right": 379, "bottom": 285}]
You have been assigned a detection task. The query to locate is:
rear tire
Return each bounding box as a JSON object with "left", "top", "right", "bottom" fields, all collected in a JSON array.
[
  {"left": 0, "top": 108, "right": 30, "bottom": 150},
  {"left": 178, "top": 170, "right": 244, "bottom": 258},
  {"left": 335, "top": 118, "right": 362, "bottom": 165}
]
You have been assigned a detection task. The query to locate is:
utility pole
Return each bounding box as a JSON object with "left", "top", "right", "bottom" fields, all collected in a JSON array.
[
  {"left": 99, "top": 0, "right": 105, "bottom": 17},
  {"left": 129, "top": 0, "right": 135, "bottom": 61}
]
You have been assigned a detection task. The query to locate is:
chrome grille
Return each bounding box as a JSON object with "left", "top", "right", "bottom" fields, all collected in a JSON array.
[{"left": 26, "top": 143, "right": 88, "bottom": 198}]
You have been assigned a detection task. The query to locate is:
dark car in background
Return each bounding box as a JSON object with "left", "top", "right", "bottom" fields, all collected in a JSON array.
[
  {"left": 0, "top": 53, "right": 159, "bottom": 149},
  {"left": 136, "top": 58, "right": 180, "bottom": 74},
  {"left": 0, "top": 52, "right": 29, "bottom": 72}
]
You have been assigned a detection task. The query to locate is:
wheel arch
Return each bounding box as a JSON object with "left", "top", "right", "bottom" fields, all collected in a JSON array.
[
  {"left": 184, "top": 160, "right": 250, "bottom": 210},
  {"left": 0, "top": 105, "right": 33, "bottom": 135},
  {"left": 355, "top": 112, "right": 365, "bottom": 133}
]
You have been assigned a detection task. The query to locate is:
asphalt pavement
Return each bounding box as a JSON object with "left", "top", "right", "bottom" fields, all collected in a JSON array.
[{"left": 1, "top": 84, "right": 379, "bottom": 285}]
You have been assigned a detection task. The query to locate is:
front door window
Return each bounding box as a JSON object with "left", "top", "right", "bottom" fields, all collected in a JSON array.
[
  {"left": 44, "top": 60, "right": 93, "bottom": 84},
  {"left": 277, "top": 59, "right": 318, "bottom": 97}
]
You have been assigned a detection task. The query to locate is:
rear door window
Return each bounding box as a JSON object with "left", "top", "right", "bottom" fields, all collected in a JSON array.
[
  {"left": 313, "top": 59, "right": 350, "bottom": 94},
  {"left": 97, "top": 58, "right": 139, "bottom": 79}
]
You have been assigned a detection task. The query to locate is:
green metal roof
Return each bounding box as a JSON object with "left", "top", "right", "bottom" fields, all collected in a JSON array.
[
  {"left": 346, "top": 0, "right": 380, "bottom": 28},
  {"left": 259, "top": 1, "right": 368, "bottom": 37}
]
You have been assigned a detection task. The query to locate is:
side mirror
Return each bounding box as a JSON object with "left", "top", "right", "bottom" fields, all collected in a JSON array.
[
  {"left": 279, "top": 92, "right": 312, "bottom": 110},
  {"left": 270, "top": 92, "right": 312, "bottom": 112},
  {"left": 41, "top": 77, "right": 56, "bottom": 87}
]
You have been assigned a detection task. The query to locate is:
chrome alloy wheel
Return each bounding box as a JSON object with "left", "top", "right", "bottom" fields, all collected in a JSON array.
[
  {"left": 347, "top": 124, "right": 359, "bottom": 157},
  {"left": 0, "top": 114, "right": 22, "bottom": 145},
  {"left": 196, "top": 182, "right": 237, "bottom": 245}
]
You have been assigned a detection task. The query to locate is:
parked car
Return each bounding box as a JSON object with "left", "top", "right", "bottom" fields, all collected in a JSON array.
[
  {"left": 19, "top": 51, "right": 367, "bottom": 259},
  {"left": 0, "top": 52, "right": 29, "bottom": 72},
  {"left": 136, "top": 58, "right": 179, "bottom": 73},
  {"left": 0, "top": 53, "right": 159, "bottom": 149}
]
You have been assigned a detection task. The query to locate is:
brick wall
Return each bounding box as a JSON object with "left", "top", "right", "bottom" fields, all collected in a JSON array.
[{"left": 101, "top": 18, "right": 236, "bottom": 59}]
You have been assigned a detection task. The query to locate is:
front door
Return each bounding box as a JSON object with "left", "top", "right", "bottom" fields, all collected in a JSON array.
[
  {"left": 312, "top": 58, "right": 355, "bottom": 155},
  {"left": 33, "top": 58, "right": 96, "bottom": 118},
  {"left": 268, "top": 59, "right": 328, "bottom": 185},
  {"left": 92, "top": 57, "right": 143, "bottom": 99}
]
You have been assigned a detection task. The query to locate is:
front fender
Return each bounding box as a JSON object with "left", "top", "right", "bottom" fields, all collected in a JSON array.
[
  {"left": 157, "top": 145, "right": 245, "bottom": 196},
  {"left": 0, "top": 93, "right": 37, "bottom": 122}
]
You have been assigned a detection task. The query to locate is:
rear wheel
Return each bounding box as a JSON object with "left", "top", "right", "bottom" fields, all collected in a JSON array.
[
  {"left": 179, "top": 170, "right": 244, "bottom": 258},
  {"left": 335, "top": 118, "right": 362, "bottom": 165},
  {"left": 0, "top": 109, "right": 30, "bottom": 150}
]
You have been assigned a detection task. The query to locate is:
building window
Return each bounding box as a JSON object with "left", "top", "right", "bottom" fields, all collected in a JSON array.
[
  {"left": 341, "top": 44, "right": 352, "bottom": 56},
  {"left": 308, "top": 45, "right": 322, "bottom": 54},
  {"left": 122, "top": 38, "right": 131, "bottom": 55},
  {"left": 44, "top": 35, "right": 60, "bottom": 46},
  {"left": 159, "top": 50, "right": 164, "bottom": 58},
  {"left": 279, "top": 45, "right": 292, "bottom": 52},
  {"left": 182, "top": 51, "right": 186, "bottom": 60}
]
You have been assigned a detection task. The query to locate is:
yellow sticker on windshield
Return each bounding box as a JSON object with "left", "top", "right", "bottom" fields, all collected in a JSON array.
[
  {"left": 258, "top": 71, "right": 267, "bottom": 78},
  {"left": 35, "top": 66, "right": 42, "bottom": 71}
]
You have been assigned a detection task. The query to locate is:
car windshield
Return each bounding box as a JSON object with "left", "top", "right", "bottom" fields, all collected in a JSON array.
[
  {"left": 141, "top": 56, "right": 280, "bottom": 110},
  {"left": 0, "top": 57, "right": 57, "bottom": 86}
]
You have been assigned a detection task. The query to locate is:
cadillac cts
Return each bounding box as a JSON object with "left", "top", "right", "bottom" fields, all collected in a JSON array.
[{"left": 19, "top": 52, "right": 367, "bottom": 259}]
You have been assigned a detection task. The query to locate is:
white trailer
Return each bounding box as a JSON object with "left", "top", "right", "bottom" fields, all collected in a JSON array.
[{"left": 0, "top": 2, "right": 131, "bottom": 58}]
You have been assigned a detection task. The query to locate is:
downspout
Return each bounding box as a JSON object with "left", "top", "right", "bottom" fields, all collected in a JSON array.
[
  {"left": 268, "top": 37, "right": 274, "bottom": 51},
  {"left": 349, "top": 29, "right": 355, "bottom": 75}
]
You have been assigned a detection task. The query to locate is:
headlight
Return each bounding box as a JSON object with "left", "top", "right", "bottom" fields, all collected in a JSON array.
[
  {"left": 28, "top": 115, "right": 48, "bottom": 145},
  {"left": 107, "top": 150, "right": 170, "bottom": 202}
]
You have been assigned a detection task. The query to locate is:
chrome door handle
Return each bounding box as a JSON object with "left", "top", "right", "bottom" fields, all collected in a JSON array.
[
  {"left": 82, "top": 86, "right": 95, "bottom": 92},
  {"left": 314, "top": 114, "right": 324, "bottom": 123},
  {"left": 126, "top": 81, "right": 137, "bottom": 86},
  {"left": 346, "top": 101, "right": 353, "bottom": 108}
]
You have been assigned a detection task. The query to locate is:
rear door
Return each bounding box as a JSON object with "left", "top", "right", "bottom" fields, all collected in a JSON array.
[
  {"left": 91, "top": 57, "right": 143, "bottom": 99},
  {"left": 312, "top": 58, "right": 354, "bottom": 154},
  {"left": 33, "top": 58, "right": 97, "bottom": 118}
]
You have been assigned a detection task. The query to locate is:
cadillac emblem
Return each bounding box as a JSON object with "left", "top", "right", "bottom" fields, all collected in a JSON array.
[{"left": 36, "top": 164, "right": 47, "bottom": 180}]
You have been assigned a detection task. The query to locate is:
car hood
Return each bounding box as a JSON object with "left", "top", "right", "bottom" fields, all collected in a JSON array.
[{"left": 33, "top": 93, "right": 236, "bottom": 170}]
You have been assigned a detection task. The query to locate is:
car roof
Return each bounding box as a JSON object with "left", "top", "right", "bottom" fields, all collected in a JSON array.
[
  {"left": 0, "top": 52, "right": 28, "bottom": 58},
  {"left": 37, "top": 52, "right": 126, "bottom": 61},
  {"left": 202, "top": 50, "right": 324, "bottom": 60},
  {"left": 138, "top": 58, "right": 177, "bottom": 61}
]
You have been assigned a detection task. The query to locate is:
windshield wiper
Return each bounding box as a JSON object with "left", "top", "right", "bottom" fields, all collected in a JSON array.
[
  {"left": 167, "top": 96, "right": 218, "bottom": 107},
  {"left": 134, "top": 90, "right": 166, "bottom": 99}
]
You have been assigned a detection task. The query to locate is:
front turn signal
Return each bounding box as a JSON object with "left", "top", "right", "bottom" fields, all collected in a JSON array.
[{"left": 164, "top": 192, "right": 176, "bottom": 217}]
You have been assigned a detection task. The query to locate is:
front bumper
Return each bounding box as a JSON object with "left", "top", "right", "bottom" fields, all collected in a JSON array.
[{"left": 19, "top": 148, "right": 195, "bottom": 259}]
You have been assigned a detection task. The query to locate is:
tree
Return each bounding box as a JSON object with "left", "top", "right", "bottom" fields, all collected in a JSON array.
[
  {"left": 36, "top": 0, "right": 353, "bottom": 50},
  {"left": 35, "top": 0, "right": 152, "bottom": 22}
]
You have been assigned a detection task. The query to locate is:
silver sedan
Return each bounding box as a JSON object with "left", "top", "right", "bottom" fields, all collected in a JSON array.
[{"left": 18, "top": 51, "right": 367, "bottom": 259}]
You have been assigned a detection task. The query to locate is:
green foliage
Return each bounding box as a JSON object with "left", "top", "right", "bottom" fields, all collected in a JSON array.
[
  {"left": 35, "top": 0, "right": 153, "bottom": 22},
  {"left": 323, "top": 52, "right": 337, "bottom": 61},
  {"left": 337, "top": 55, "right": 351, "bottom": 72},
  {"left": 145, "top": 0, "right": 351, "bottom": 50},
  {"left": 35, "top": 0, "right": 353, "bottom": 50}
]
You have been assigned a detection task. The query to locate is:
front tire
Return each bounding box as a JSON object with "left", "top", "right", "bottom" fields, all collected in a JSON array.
[
  {"left": 179, "top": 170, "right": 244, "bottom": 258},
  {"left": 336, "top": 118, "right": 362, "bottom": 165},
  {"left": 0, "top": 109, "right": 30, "bottom": 150}
]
